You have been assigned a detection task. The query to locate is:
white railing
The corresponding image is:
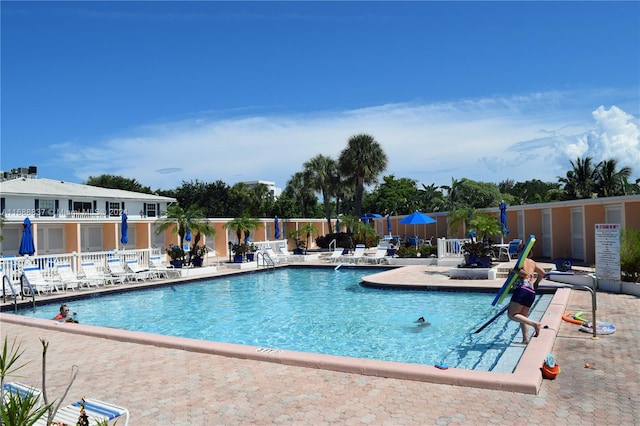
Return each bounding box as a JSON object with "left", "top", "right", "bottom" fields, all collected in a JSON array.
[
  {"left": 437, "top": 238, "right": 470, "bottom": 259},
  {"left": 0, "top": 248, "right": 155, "bottom": 288}
]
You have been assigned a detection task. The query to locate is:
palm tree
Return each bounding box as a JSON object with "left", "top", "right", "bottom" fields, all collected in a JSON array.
[
  {"left": 558, "top": 157, "right": 599, "bottom": 199},
  {"left": 338, "top": 133, "right": 388, "bottom": 217},
  {"left": 299, "top": 223, "right": 318, "bottom": 255},
  {"left": 595, "top": 159, "right": 632, "bottom": 197},
  {"left": 155, "top": 204, "right": 216, "bottom": 263},
  {"left": 304, "top": 154, "right": 338, "bottom": 233},
  {"left": 223, "top": 217, "right": 259, "bottom": 244}
]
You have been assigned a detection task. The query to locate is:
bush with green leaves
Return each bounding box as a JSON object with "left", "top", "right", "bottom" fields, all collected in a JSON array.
[{"left": 620, "top": 228, "right": 640, "bottom": 283}]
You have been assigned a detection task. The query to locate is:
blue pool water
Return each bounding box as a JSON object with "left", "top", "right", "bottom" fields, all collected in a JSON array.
[{"left": 17, "top": 268, "right": 546, "bottom": 370}]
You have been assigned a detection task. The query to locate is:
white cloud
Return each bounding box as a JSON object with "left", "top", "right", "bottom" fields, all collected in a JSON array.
[{"left": 58, "top": 93, "right": 639, "bottom": 190}]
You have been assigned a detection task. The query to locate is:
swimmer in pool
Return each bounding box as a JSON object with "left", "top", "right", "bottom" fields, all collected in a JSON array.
[{"left": 416, "top": 316, "right": 431, "bottom": 326}]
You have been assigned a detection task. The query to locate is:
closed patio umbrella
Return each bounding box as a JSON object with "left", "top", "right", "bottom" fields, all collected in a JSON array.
[
  {"left": 274, "top": 216, "right": 281, "bottom": 240},
  {"left": 120, "top": 213, "right": 128, "bottom": 245},
  {"left": 499, "top": 201, "right": 509, "bottom": 243},
  {"left": 19, "top": 217, "right": 36, "bottom": 256},
  {"left": 336, "top": 217, "right": 341, "bottom": 233}
]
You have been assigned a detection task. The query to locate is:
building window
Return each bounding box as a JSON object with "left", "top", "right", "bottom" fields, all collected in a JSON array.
[
  {"left": 145, "top": 203, "right": 157, "bottom": 218},
  {"left": 39, "top": 199, "right": 55, "bottom": 216},
  {"left": 109, "top": 202, "right": 122, "bottom": 216}
]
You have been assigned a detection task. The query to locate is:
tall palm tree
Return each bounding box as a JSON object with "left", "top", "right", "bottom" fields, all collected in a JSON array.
[
  {"left": 304, "top": 154, "right": 338, "bottom": 233},
  {"left": 155, "top": 204, "right": 216, "bottom": 262},
  {"left": 338, "top": 133, "right": 388, "bottom": 217},
  {"left": 223, "top": 216, "right": 259, "bottom": 244},
  {"left": 595, "top": 158, "right": 632, "bottom": 197},
  {"left": 558, "top": 157, "right": 599, "bottom": 199},
  {"left": 285, "top": 172, "right": 316, "bottom": 218}
]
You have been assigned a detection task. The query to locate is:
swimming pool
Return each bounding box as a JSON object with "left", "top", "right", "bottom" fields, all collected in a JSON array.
[{"left": 17, "top": 267, "right": 548, "bottom": 371}]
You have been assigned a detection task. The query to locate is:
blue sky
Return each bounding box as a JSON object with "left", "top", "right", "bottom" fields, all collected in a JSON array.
[{"left": 2, "top": 1, "right": 639, "bottom": 192}]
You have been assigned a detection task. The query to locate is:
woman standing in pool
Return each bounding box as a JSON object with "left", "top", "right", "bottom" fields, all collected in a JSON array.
[{"left": 508, "top": 248, "right": 545, "bottom": 343}]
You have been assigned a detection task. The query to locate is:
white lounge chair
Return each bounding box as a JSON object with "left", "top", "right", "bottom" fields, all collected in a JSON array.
[
  {"left": 149, "top": 255, "right": 180, "bottom": 278},
  {"left": 263, "top": 247, "right": 281, "bottom": 263},
  {"left": 80, "top": 262, "right": 120, "bottom": 286},
  {"left": 126, "top": 259, "right": 154, "bottom": 281},
  {"left": 326, "top": 247, "right": 344, "bottom": 263},
  {"left": 55, "top": 262, "right": 90, "bottom": 291},
  {"left": 365, "top": 247, "right": 391, "bottom": 264},
  {"left": 276, "top": 245, "right": 292, "bottom": 261},
  {"left": 106, "top": 258, "right": 135, "bottom": 283},
  {"left": 36, "top": 397, "right": 129, "bottom": 426},
  {"left": 3, "top": 381, "right": 42, "bottom": 407},
  {"left": 341, "top": 244, "right": 366, "bottom": 264},
  {"left": 22, "top": 266, "right": 62, "bottom": 295}
]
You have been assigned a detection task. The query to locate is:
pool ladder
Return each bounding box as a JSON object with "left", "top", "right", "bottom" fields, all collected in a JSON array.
[{"left": 256, "top": 251, "right": 275, "bottom": 270}]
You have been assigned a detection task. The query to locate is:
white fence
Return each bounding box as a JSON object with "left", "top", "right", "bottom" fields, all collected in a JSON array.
[{"left": 0, "top": 248, "right": 160, "bottom": 289}]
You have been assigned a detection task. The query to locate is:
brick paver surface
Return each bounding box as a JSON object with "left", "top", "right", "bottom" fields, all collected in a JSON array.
[{"left": 2, "top": 287, "right": 639, "bottom": 425}]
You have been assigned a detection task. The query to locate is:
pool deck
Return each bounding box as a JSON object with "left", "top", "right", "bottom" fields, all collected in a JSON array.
[{"left": 1, "top": 261, "right": 639, "bottom": 424}]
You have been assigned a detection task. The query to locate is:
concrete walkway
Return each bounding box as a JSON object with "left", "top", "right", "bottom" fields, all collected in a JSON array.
[{"left": 1, "top": 263, "right": 638, "bottom": 425}]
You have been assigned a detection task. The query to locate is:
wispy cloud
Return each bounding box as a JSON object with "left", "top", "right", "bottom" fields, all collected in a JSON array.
[{"left": 53, "top": 90, "right": 639, "bottom": 191}]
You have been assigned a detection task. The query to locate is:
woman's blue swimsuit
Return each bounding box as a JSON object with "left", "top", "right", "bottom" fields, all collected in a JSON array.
[{"left": 511, "top": 275, "right": 536, "bottom": 307}]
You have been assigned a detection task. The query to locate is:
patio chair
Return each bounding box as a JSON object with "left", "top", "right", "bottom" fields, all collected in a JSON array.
[
  {"left": 149, "top": 255, "right": 180, "bottom": 279},
  {"left": 365, "top": 247, "right": 391, "bottom": 265},
  {"left": 22, "top": 266, "right": 62, "bottom": 295},
  {"left": 106, "top": 258, "right": 135, "bottom": 283},
  {"left": 508, "top": 239, "right": 523, "bottom": 260},
  {"left": 325, "top": 247, "right": 344, "bottom": 263},
  {"left": 29, "top": 396, "right": 129, "bottom": 426},
  {"left": 3, "top": 381, "right": 42, "bottom": 407},
  {"left": 125, "top": 259, "right": 154, "bottom": 281},
  {"left": 80, "top": 262, "right": 121, "bottom": 286},
  {"left": 264, "top": 247, "right": 281, "bottom": 263},
  {"left": 55, "top": 262, "right": 90, "bottom": 291},
  {"left": 276, "top": 245, "right": 292, "bottom": 261},
  {"left": 341, "top": 244, "right": 366, "bottom": 264}
]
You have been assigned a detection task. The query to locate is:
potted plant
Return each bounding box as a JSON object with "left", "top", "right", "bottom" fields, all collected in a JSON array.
[
  {"left": 288, "top": 229, "right": 306, "bottom": 255},
  {"left": 461, "top": 241, "right": 493, "bottom": 267},
  {"left": 246, "top": 243, "right": 257, "bottom": 262},
  {"left": 190, "top": 245, "right": 208, "bottom": 267},
  {"left": 156, "top": 204, "right": 216, "bottom": 266},
  {"left": 166, "top": 245, "right": 186, "bottom": 268},
  {"left": 231, "top": 243, "right": 249, "bottom": 263}
]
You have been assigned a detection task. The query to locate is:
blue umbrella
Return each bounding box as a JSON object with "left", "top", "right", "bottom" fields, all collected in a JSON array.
[
  {"left": 19, "top": 217, "right": 36, "bottom": 256},
  {"left": 336, "top": 217, "right": 341, "bottom": 233},
  {"left": 185, "top": 229, "right": 192, "bottom": 242},
  {"left": 398, "top": 211, "right": 436, "bottom": 225},
  {"left": 120, "top": 213, "right": 128, "bottom": 245},
  {"left": 360, "top": 213, "right": 382, "bottom": 225},
  {"left": 386, "top": 215, "right": 393, "bottom": 236},
  {"left": 499, "top": 201, "right": 509, "bottom": 236},
  {"left": 274, "top": 216, "right": 281, "bottom": 240},
  {"left": 399, "top": 211, "right": 436, "bottom": 247}
]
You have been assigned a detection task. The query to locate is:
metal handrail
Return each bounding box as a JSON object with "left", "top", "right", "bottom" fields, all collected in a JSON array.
[
  {"left": 2, "top": 275, "right": 19, "bottom": 312},
  {"left": 256, "top": 252, "right": 275, "bottom": 269},
  {"left": 19, "top": 273, "right": 36, "bottom": 309}
]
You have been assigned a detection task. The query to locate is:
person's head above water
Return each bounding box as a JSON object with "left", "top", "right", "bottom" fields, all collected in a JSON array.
[{"left": 417, "top": 316, "right": 425, "bottom": 323}]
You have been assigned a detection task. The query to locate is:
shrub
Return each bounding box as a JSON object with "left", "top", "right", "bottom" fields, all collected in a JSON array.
[
  {"left": 620, "top": 228, "right": 640, "bottom": 283},
  {"left": 396, "top": 246, "right": 417, "bottom": 258}
]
